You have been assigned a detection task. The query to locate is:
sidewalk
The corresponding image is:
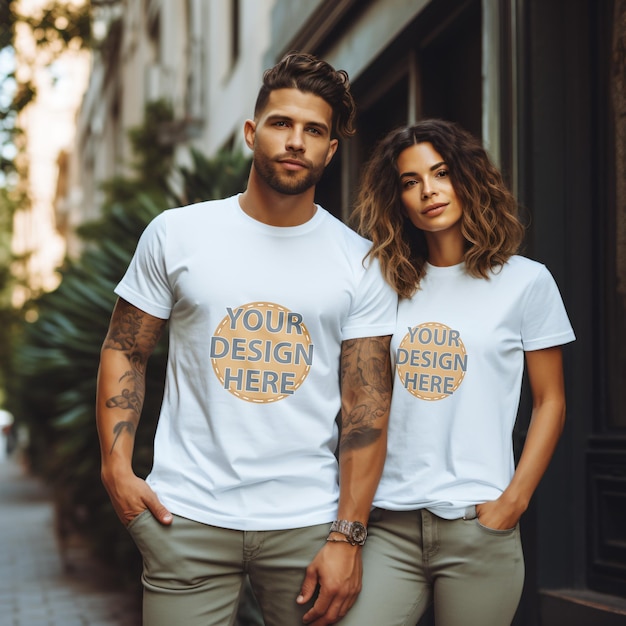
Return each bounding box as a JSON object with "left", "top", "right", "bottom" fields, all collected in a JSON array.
[{"left": 0, "top": 454, "right": 142, "bottom": 626}]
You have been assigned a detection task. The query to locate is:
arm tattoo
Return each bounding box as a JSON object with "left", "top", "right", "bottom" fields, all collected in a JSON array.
[
  {"left": 103, "top": 303, "right": 163, "bottom": 353},
  {"left": 109, "top": 421, "right": 136, "bottom": 454},
  {"left": 103, "top": 300, "right": 165, "bottom": 453},
  {"left": 339, "top": 335, "right": 392, "bottom": 452}
]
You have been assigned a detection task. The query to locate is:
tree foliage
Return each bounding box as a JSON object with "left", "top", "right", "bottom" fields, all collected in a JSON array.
[
  {"left": 0, "top": 0, "right": 93, "bottom": 173},
  {"left": 18, "top": 0, "right": 92, "bottom": 52},
  {"left": 0, "top": 185, "right": 21, "bottom": 406},
  {"left": 0, "top": 2, "right": 17, "bottom": 50}
]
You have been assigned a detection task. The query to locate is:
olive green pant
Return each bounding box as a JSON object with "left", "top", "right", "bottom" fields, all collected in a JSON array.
[
  {"left": 340, "top": 508, "right": 524, "bottom": 626},
  {"left": 126, "top": 511, "right": 329, "bottom": 626}
]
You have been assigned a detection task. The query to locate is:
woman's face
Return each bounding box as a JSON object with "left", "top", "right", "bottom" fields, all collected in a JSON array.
[{"left": 397, "top": 142, "right": 463, "bottom": 237}]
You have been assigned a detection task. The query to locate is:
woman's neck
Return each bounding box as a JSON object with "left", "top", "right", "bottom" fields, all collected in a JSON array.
[{"left": 425, "top": 230, "right": 465, "bottom": 267}]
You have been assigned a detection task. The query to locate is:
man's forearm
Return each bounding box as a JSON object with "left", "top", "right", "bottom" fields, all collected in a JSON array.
[
  {"left": 96, "top": 348, "right": 145, "bottom": 470},
  {"left": 96, "top": 299, "right": 165, "bottom": 471},
  {"left": 336, "top": 335, "right": 392, "bottom": 522}
]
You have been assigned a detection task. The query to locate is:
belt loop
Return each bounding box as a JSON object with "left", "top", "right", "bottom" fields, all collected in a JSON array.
[{"left": 463, "top": 505, "right": 477, "bottom": 520}]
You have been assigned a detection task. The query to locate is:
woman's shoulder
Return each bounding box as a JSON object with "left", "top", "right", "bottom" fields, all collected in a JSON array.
[
  {"left": 496, "top": 256, "right": 565, "bottom": 298},
  {"left": 500, "top": 254, "right": 548, "bottom": 276}
]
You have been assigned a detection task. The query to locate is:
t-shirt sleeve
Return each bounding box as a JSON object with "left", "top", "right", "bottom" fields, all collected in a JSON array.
[
  {"left": 521, "top": 265, "right": 576, "bottom": 351},
  {"left": 114, "top": 214, "right": 173, "bottom": 319},
  {"left": 342, "top": 256, "right": 398, "bottom": 340}
]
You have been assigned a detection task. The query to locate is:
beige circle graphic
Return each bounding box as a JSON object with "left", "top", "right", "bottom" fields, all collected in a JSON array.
[
  {"left": 396, "top": 322, "right": 467, "bottom": 401},
  {"left": 210, "top": 302, "right": 313, "bottom": 403}
]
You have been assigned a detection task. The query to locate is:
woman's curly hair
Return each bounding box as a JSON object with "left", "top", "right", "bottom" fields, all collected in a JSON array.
[
  {"left": 352, "top": 119, "right": 525, "bottom": 298},
  {"left": 255, "top": 52, "right": 356, "bottom": 139}
]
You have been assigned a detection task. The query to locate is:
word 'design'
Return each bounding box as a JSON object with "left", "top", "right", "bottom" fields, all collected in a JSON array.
[
  {"left": 210, "top": 302, "right": 314, "bottom": 403},
  {"left": 396, "top": 322, "right": 467, "bottom": 401}
]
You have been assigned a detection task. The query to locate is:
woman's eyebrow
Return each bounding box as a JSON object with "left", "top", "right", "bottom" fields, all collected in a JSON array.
[{"left": 399, "top": 161, "right": 447, "bottom": 179}]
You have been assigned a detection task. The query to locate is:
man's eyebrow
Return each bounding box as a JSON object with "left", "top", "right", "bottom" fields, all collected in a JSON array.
[
  {"left": 399, "top": 161, "right": 447, "bottom": 178},
  {"left": 265, "top": 114, "right": 329, "bottom": 133}
]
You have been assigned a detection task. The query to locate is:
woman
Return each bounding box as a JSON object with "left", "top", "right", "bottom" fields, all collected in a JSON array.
[{"left": 342, "top": 119, "right": 575, "bottom": 626}]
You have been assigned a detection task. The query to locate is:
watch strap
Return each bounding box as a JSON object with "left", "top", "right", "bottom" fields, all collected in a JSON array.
[{"left": 328, "top": 519, "right": 367, "bottom": 545}]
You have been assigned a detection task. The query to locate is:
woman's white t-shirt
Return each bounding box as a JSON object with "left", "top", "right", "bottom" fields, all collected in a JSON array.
[{"left": 374, "top": 257, "right": 575, "bottom": 519}]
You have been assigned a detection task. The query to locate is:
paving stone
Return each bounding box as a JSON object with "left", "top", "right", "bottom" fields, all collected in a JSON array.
[{"left": 0, "top": 456, "right": 141, "bottom": 626}]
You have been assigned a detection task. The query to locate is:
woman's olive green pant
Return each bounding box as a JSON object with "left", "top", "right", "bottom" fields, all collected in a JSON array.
[{"left": 340, "top": 507, "right": 524, "bottom": 626}]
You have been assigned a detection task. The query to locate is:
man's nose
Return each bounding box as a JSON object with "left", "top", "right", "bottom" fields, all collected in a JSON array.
[{"left": 286, "top": 127, "right": 305, "bottom": 152}]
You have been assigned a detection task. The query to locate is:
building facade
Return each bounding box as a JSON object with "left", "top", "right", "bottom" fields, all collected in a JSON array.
[
  {"left": 67, "top": 0, "right": 275, "bottom": 236},
  {"left": 66, "top": 0, "right": 625, "bottom": 624}
]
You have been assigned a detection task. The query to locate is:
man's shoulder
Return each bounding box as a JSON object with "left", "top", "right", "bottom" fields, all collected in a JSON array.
[
  {"left": 164, "top": 195, "right": 236, "bottom": 220},
  {"left": 316, "top": 206, "right": 372, "bottom": 250},
  {"left": 148, "top": 196, "right": 239, "bottom": 240}
]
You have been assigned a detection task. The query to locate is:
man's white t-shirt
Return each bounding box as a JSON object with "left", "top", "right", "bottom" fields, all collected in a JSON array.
[
  {"left": 374, "top": 257, "right": 575, "bottom": 519},
  {"left": 115, "top": 195, "right": 397, "bottom": 530}
]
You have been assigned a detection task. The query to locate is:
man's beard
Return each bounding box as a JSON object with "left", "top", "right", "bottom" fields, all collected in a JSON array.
[{"left": 253, "top": 151, "right": 326, "bottom": 196}]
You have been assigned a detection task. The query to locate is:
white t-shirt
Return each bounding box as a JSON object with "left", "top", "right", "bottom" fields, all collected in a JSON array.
[
  {"left": 115, "top": 195, "right": 397, "bottom": 530},
  {"left": 374, "top": 256, "right": 575, "bottom": 519}
]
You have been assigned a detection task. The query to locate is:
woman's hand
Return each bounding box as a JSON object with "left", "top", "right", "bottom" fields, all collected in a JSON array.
[{"left": 475, "top": 497, "right": 523, "bottom": 531}]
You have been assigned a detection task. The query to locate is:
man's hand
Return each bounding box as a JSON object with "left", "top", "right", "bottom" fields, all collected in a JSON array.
[
  {"left": 296, "top": 541, "right": 362, "bottom": 625},
  {"left": 102, "top": 468, "right": 172, "bottom": 527}
]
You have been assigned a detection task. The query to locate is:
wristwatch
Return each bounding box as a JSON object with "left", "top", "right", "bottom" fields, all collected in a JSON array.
[{"left": 328, "top": 520, "right": 368, "bottom": 546}]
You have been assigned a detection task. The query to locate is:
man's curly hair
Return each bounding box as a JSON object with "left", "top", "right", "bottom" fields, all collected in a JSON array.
[{"left": 254, "top": 52, "right": 356, "bottom": 139}]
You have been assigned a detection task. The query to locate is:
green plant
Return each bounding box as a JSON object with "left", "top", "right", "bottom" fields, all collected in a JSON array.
[{"left": 14, "top": 193, "right": 168, "bottom": 583}]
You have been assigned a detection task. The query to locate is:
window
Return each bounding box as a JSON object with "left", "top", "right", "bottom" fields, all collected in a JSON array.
[{"left": 230, "top": 0, "right": 240, "bottom": 69}]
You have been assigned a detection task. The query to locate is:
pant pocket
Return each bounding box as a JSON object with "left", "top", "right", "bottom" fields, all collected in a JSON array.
[{"left": 474, "top": 518, "right": 517, "bottom": 535}]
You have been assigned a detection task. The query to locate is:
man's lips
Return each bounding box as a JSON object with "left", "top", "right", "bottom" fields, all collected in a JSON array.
[{"left": 278, "top": 158, "right": 309, "bottom": 170}]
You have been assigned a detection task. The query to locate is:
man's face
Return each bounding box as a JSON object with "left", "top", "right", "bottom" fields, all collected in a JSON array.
[{"left": 245, "top": 88, "right": 338, "bottom": 195}]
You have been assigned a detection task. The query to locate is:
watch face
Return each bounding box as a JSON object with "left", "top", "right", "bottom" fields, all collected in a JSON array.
[
  {"left": 351, "top": 522, "right": 367, "bottom": 544},
  {"left": 330, "top": 520, "right": 368, "bottom": 545}
]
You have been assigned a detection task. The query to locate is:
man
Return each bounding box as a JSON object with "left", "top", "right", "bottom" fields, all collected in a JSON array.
[{"left": 96, "top": 52, "right": 397, "bottom": 626}]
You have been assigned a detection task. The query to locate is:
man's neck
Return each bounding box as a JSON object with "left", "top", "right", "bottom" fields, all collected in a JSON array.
[{"left": 239, "top": 172, "right": 317, "bottom": 227}]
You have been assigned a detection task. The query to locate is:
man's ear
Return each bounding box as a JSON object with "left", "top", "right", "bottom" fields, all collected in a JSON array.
[
  {"left": 243, "top": 119, "right": 256, "bottom": 150},
  {"left": 324, "top": 138, "right": 339, "bottom": 167}
]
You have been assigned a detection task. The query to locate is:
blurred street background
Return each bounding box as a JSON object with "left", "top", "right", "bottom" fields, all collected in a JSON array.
[
  {"left": 0, "top": 2, "right": 625, "bottom": 625},
  {"left": 0, "top": 450, "right": 141, "bottom": 626}
]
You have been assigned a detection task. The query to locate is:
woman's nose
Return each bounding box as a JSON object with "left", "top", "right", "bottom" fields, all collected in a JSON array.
[{"left": 421, "top": 185, "right": 436, "bottom": 199}]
